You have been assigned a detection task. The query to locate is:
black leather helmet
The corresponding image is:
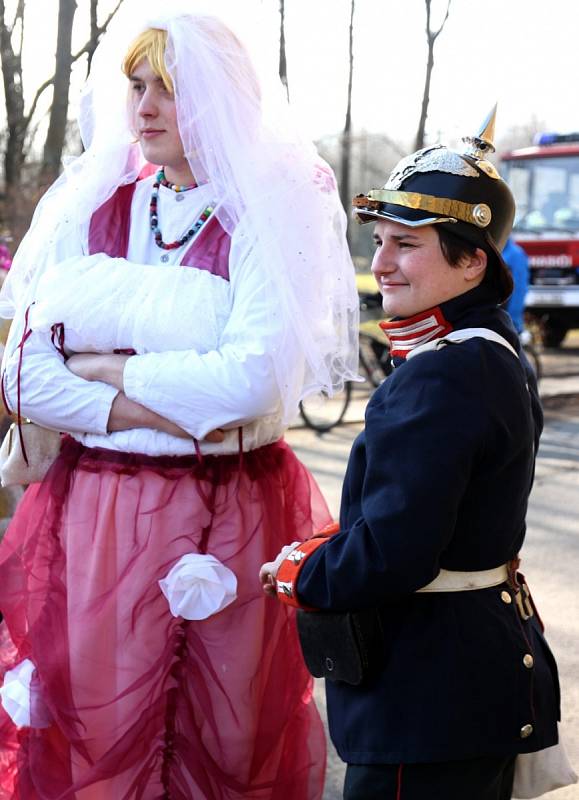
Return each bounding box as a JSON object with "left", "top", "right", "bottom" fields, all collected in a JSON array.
[{"left": 352, "top": 108, "right": 515, "bottom": 302}]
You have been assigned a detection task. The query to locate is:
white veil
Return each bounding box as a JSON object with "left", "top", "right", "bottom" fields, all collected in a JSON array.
[{"left": 0, "top": 0, "right": 359, "bottom": 420}]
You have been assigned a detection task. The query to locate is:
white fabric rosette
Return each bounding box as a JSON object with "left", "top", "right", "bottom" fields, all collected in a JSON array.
[
  {"left": 159, "top": 553, "right": 237, "bottom": 620},
  {"left": 0, "top": 658, "right": 52, "bottom": 728}
]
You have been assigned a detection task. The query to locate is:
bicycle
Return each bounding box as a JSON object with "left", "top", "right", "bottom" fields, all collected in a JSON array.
[
  {"left": 358, "top": 291, "right": 391, "bottom": 388},
  {"left": 298, "top": 381, "right": 353, "bottom": 433}
]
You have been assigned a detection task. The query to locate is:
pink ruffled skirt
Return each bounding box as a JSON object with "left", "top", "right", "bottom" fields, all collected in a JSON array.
[{"left": 0, "top": 436, "right": 329, "bottom": 799}]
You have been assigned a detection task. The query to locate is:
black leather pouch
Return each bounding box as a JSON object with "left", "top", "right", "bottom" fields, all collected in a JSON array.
[{"left": 296, "top": 608, "right": 384, "bottom": 686}]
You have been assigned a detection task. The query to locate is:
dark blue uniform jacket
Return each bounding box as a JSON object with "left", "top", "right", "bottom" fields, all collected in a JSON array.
[{"left": 297, "top": 284, "right": 560, "bottom": 765}]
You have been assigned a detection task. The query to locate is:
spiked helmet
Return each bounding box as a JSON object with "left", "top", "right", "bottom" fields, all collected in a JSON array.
[{"left": 353, "top": 107, "right": 515, "bottom": 301}]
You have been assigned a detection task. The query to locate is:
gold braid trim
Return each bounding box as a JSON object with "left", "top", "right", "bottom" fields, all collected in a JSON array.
[{"left": 353, "top": 190, "right": 492, "bottom": 228}]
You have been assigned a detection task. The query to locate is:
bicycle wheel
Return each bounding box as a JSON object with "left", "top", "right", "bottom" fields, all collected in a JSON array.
[
  {"left": 358, "top": 332, "right": 390, "bottom": 388},
  {"left": 299, "top": 382, "right": 353, "bottom": 433}
]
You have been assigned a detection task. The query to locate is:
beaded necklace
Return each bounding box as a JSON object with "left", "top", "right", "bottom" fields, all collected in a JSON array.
[
  {"left": 149, "top": 168, "right": 213, "bottom": 251},
  {"left": 158, "top": 170, "right": 197, "bottom": 194}
]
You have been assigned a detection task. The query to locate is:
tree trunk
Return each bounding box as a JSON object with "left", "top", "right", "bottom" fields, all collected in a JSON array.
[
  {"left": 0, "top": 0, "right": 124, "bottom": 246},
  {"left": 339, "top": 0, "right": 355, "bottom": 233},
  {"left": 414, "top": 44, "right": 434, "bottom": 150},
  {"left": 0, "top": 0, "right": 26, "bottom": 187},
  {"left": 414, "top": 0, "right": 451, "bottom": 151},
  {"left": 87, "top": 0, "right": 98, "bottom": 74},
  {"left": 40, "top": 0, "right": 77, "bottom": 185},
  {"left": 278, "top": 0, "right": 289, "bottom": 101}
]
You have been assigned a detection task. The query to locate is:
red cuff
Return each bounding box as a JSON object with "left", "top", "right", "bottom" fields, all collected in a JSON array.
[
  {"left": 276, "top": 539, "right": 327, "bottom": 609},
  {"left": 276, "top": 521, "right": 340, "bottom": 609}
]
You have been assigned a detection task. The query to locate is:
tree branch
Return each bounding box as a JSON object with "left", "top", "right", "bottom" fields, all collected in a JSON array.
[
  {"left": 9, "top": 0, "right": 24, "bottom": 35},
  {"left": 25, "top": 75, "right": 53, "bottom": 127},
  {"left": 18, "top": 0, "right": 24, "bottom": 55},
  {"left": 432, "top": 0, "right": 451, "bottom": 42},
  {"left": 71, "top": 39, "right": 92, "bottom": 63},
  {"left": 25, "top": 0, "right": 125, "bottom": 127},
  {"left": 23, "top": 109, "right": 47, "bottom": 161},
  {"left": 90, "top": 0, "right": 97, "bottom": 37},
  {"left": 416, "top": 0, "right": 451, "bottom": 150},
  {"left": 95, "top": 0, "right": 124, "bottom": 37},
  {"left": 278, "top": 0, "right": 289, "bottom": 102}
]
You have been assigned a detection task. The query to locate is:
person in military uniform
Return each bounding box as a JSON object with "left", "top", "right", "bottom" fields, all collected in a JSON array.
[{"left": 260, "top": 110, "right": 561, "bottom": 800}]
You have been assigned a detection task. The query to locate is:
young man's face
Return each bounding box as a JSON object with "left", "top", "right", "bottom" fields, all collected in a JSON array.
[
  {"left": 371, "top": 219, "right": 487, "bottom": 319},
  {"left": 128, "top": 59, "right": 193, "bottom": 184}
]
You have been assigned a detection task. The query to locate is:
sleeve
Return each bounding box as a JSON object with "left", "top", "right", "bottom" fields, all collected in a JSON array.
[
  {"left": 1, "top": 216, "right": 121, "bottom": 434},
  {"left": 122, "top": 226, "right": 304, "bottom": 439},
  {"left": 292, "top": 352, "right": 487, "bottom": 611},
  {"left": 2, "top": 322, "right": 118, "bottom": 435}
]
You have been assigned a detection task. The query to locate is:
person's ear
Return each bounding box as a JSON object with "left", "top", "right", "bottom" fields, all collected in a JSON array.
[{"left": 464, "top": 248, "right": 487, "bottom": 283}]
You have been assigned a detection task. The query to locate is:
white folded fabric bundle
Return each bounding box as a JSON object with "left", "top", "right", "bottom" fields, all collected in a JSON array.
[{"left": 29, "top": 254, "right": 230, "bottom": 356}]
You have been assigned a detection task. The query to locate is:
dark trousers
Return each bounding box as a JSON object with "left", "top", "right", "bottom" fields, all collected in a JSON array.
[{"left": 343, "top": 755, "right": 516, "bottom": 800}]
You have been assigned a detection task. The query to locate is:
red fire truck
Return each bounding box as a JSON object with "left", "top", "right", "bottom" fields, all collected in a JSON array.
[{"left": 501, "top": 132, "right": 579, "bottom": 346}]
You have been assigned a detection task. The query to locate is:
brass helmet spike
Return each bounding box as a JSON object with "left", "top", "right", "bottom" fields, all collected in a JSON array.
[{"left": 462, "top": 103, "right": 498, "bottom": 160}]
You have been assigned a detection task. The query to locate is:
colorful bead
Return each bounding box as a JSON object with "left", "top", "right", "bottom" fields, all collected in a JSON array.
[
  {"left": 150, "top": 168, "right": 213, "bottom": 252},
  {"left": 158, "top": 168, "right": 198, "bottom": 193}
]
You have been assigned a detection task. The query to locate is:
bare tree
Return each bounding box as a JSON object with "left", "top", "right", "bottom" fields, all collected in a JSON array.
[
  {"left": 84, "top": 0, "right": 124, "bottom": 75},
  {"left": 40, "top": 0, "right": 78, "bottom": 185},
  {"left": 0, "top": 0, "right": 26, "bottom": 188},
  {"left": 278, "top": 0, "right": 289, "bottom": 102},
  {"left": 339, "top": 0, "right": 355, "bottom": 231},
  {"left": 0, "top": 0, "right": 125, "bottom": 190},
  {"left": 41, "top": 0, "right": 125, "bottom": 183},
  {"left": 414, "top": 0, "right": 451, "bottom": 151},
  {"left": 88, "top": 0, "right": 99, "bottom": 74}
]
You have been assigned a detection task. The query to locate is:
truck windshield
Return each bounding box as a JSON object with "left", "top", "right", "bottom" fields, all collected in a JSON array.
[{"left": 502, "top": 156, "right": 579, "bottom": 233}]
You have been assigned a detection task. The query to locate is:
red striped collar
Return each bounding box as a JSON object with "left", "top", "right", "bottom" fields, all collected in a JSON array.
[{"left": 379, "top": 307, "right": 453, "bottom": 359}]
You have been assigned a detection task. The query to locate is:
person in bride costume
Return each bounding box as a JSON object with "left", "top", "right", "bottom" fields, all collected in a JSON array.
[{"left": 0, "top": 2, "right": 358, "bottom": 797}]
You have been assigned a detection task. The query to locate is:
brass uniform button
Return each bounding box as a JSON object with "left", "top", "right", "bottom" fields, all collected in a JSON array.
[
  {"left": 501, "top": 590, "right": 512, "bottom": 604},
  {"left": 523, "top": 654, "right": 534, "bottom": 669},
  {"left": 520, "top": 724, "right": 534, "bottom": 739}
]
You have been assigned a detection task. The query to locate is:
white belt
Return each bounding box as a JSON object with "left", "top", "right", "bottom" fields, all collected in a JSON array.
[{"left": 416, "top": 564, "right": 509, "bottom": 593}]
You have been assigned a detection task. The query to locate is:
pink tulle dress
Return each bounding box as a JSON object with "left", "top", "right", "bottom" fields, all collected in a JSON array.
[{"left": 0, "top": 438, "right": 329, "bottom": 799}]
